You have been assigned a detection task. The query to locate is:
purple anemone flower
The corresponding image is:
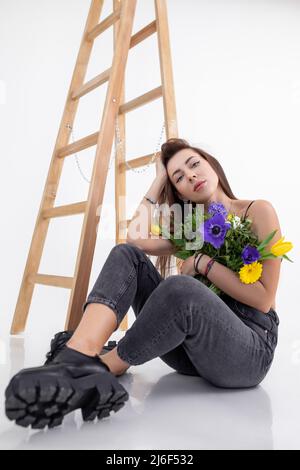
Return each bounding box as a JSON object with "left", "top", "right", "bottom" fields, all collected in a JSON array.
[
  {"left": 241, "top": 245, "right": 260, "bottom": 265},
  {"left": 208, "top": 202, "right": 228, "bottom": 218},
  {"left": 203, "top": 213, "right": 231, "bottom": 249}
]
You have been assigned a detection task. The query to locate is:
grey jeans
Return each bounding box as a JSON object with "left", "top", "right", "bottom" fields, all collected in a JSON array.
[{"left": 82, "top": 243, "right": 280, "bottom": 389}]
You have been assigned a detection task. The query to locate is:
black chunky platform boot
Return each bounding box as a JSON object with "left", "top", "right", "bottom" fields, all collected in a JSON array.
[
  {"left": 44, "top": 330, "right": 118, "bottom": 366},
  {"left": 5, "top": 342, "right": 129, "bottom": 430}
]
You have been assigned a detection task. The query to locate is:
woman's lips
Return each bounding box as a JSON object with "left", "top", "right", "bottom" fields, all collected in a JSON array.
[{"left": 194, "top": 180, "right": 206, "bottom": 191}]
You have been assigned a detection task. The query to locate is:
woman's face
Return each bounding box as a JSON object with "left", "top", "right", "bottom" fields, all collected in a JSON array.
[{"left": 166, "top": 148, "right": 219, "bottom": 202}]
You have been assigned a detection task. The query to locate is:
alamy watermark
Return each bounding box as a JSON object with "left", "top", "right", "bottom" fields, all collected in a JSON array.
[{"left": 95, "top": 197, "right": 205, "bottom": 250}]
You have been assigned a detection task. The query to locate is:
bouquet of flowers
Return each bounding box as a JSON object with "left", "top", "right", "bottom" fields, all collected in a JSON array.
[{"left": 151, "top": 202, "right": 293, "bottom": 297}]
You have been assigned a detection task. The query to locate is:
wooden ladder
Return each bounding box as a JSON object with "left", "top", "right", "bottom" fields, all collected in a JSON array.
[{"left": 10, "top": 0, "right": 178, "bottom": 335}]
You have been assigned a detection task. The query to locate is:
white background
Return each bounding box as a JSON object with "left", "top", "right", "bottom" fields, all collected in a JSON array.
[{"left": 0, "top": 0, "right": 299, "bottom": 449}]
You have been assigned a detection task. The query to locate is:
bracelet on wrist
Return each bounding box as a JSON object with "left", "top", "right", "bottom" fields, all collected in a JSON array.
[
  {"left": 194, "top": 253, "right": 205, "bottom": 275},
  {"left": 144, "top": 196, "right": 157, "bottom": 205},
  {"left": 204, "top": 257, "right": 216, "bottom": 278}
]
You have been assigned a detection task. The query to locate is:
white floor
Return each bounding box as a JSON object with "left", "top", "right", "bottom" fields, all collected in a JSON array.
[{"left": 0, "top": 330, "right": 300, "bottom": 450}]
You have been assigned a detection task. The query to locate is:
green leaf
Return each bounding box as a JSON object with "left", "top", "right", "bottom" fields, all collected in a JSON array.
[
  {"left": 282, "top": 254, "right": 294, "bottom": 262},
  {"left": 257, "top": 229, "right": 277, "bottom": 251},
  {"left": 259, "top": 253, "right": 277, "bottom": 260},
  {"left": 175, "top": 250, "right": 193, "bottom": 260}
]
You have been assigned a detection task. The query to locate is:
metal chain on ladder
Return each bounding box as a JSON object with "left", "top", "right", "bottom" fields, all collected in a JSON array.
[
  {"left": 66, "top": 117, "right": 167, "bottom": 183},
  {"left": 65, "top": 118, "right": 180, "bottom": 273}
]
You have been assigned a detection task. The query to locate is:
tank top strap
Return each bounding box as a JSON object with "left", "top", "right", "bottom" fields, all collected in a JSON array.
[
  {"left": 243, "top": 200, "right": 256, "bottom": 220},
  {"left": 241, "top": 200, "right": 283, "bottom": 263}
]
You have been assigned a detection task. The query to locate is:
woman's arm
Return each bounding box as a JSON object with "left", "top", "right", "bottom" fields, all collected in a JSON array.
[
  {"left": 197, "top": 200, "right": 282, "bottom": 312},
  {"left": 127, "top": 155, "right": 168, "bottom": 246},
  {"left": 126, "top": 170, "right": 179, "bottom": 255},
  {"left": 198, "top": 254, "right": 269, "bottom": 311},
  {"left": 127, "top": 174, "right": 166, "bottom": 242}
]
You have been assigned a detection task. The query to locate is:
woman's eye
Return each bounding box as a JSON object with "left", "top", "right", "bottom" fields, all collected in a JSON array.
[{"left": 176, "top": 161, "right": 199, "bottom": 183}]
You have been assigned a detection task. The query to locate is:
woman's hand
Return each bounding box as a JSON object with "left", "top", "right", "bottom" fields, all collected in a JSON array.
[
  {"left": 178, "top": 255, "right": 197, "bottom": 276},
  {"left": 178, "top": 253, "right": 208, "bottom": 276},
  {"left": 155, "top": 153, "right": 168, "bottom": 182}
]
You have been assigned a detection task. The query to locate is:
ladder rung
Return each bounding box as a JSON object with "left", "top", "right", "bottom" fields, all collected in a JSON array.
[
  {"left": 72, "top": 21, "right": 157, "bottom": 101},
  {"left": 86, "top": 9, "right": 121, "bottom": 42},
  {"left": 42, "top": 202, "right": 87, "bottom": 219},
  {"left": 72, "top": 69, "right": 110, "bottom": 100},
  {"left": 119, "top": 219, "right": 131, "bottom": 230},
  {"left": 130, "top": 20, "right": 157, "bottom": 48},
  {"left": 57, "top": 132, "right": 99, "bottom": 158},
  {"left": 119, "top": 86, "right": 162, "bottom": 115},
  {"left": 119, "top": 153, "right": 157, "bottom": 172},
  {"left": 29, "top": 274, "right": 74, "bottom": 289}
]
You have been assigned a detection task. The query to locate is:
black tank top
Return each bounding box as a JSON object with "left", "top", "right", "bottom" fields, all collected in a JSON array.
[{"left": 242, "top": 200, "right": 256, "bottom": 221}]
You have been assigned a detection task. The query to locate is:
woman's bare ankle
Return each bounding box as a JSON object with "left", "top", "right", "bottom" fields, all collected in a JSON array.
[
  {"left": 100, "top": 348, "right": 130, "bottom": 376},
  {"left": 66, "top": 339, "right": 100, "bottom": 358}
]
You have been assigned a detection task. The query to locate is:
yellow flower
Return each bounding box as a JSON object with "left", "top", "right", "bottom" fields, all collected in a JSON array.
[
  {"left": 270, "top": 236, "right": 293, "bottom": 257},
  {"left": 150, "top": 224, "right": 161, "bottom": 236},
  {"left": 239, "top": 261, "right": 263, "bottom": 284},
  {"left": 227, "top": 213, "right": 233, "bottom": 221}
]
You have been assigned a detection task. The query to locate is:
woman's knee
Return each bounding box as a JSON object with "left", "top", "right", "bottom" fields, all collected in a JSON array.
[
  {"left": 111, "top": 242, "right": 140, "bottom": 254},
  {"left": 163, "top": 274, "right": 198, "bottom": 290},
  {"left": 159, "top": 274, "right": 206, "bottom": 305},
  {"left": 110, "top": 242, "right": 147, "bottom": 262}
]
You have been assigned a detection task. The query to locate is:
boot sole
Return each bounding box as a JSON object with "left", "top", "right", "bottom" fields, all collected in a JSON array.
[{"left": 5, "top": 369, "right": 129, "bottom": 429}]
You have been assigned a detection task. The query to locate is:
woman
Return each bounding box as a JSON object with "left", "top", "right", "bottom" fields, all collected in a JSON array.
[{"left": 5, "top": 138, "right": 281, "bottom": 430}]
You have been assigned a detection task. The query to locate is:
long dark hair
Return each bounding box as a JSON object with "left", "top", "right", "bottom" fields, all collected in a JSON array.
[{"left": 154, "top": 138, "right": 239, "bottom": 278}]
